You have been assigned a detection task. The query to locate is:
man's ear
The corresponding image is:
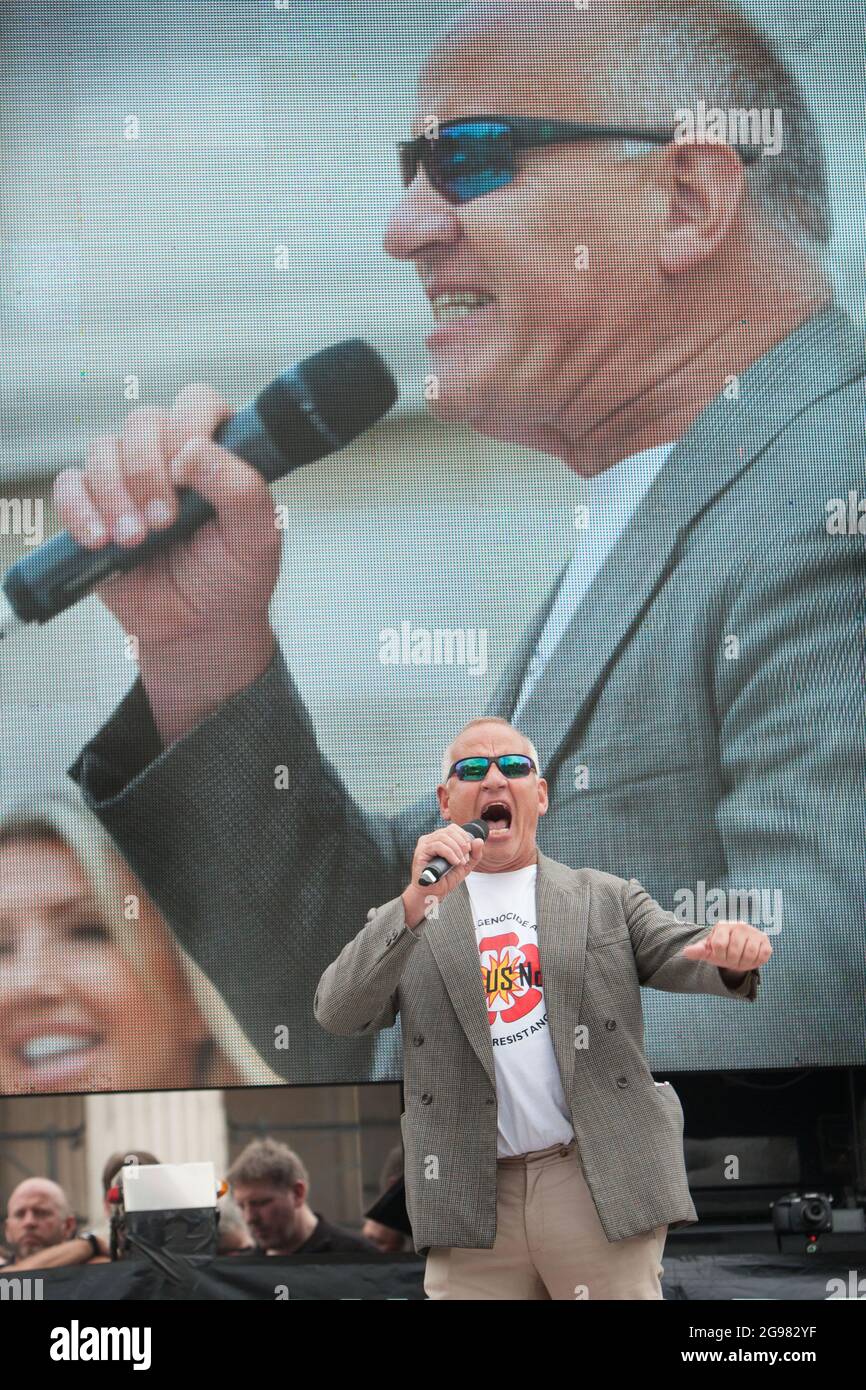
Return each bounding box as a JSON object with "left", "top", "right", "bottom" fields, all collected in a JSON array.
[
  {"left": 537, "top": 777, "right": 549, "bottom": 816},
  {"left": 658, "top": 141, "right": 746, "bottom": 274},
  {"left": 436, "top": 783, "right": 451, "bottom": 819}
]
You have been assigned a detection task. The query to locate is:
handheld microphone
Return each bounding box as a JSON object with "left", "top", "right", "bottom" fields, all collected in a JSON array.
[
  {"left": 418, "top": 819, "right": 489, "bottom": 887},
  {"left": 0, "top": 340, "right": 398, "bottom": 635}
]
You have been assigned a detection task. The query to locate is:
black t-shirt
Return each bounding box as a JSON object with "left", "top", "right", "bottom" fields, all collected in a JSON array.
[
  {"left": 249, "top": 1213, "right": 377, "bottom": 1256},
  {"left": 294, "top": 1212, "right": 377, "bottom": 1255}
]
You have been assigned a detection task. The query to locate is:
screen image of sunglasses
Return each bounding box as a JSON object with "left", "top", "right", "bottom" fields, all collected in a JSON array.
[{"left": 399, "top": 115, "right": 760, "bottom": 204}]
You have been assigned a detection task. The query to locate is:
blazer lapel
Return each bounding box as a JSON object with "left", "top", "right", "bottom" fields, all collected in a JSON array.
[
  {"left": 535, "top": 853, "right": 589, "bottom": 1101},
  {"left": 425, "top": 885, "right": 496, "bottom": 1090},
  {"left": 486, "top": 562, "right": 568, "bottom": 719},
  {"left": 498, "top": 308, "right": 864, "bottom": 779}
]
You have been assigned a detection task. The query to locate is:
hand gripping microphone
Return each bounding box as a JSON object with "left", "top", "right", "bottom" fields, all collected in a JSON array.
[
  {"left": 0, "top": 340, "right": 398, "bottom": 636},
  {"left": 418, "top": 819, "right": 490, "bottom": 887}
]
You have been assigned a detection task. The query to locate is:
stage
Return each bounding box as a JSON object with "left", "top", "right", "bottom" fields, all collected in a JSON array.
[{"left": 10, "top": 1227, "right": 866, "bottom": 1300}]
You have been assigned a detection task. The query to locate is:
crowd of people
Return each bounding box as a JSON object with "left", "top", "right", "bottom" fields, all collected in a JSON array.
[{"left": 0, "top": 1136, "right": 408, "bottom": 1271}]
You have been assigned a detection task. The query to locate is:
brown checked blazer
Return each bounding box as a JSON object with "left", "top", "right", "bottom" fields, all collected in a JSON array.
[{"left": 315, "top": 853, "right": 759, "bottom": 1254}]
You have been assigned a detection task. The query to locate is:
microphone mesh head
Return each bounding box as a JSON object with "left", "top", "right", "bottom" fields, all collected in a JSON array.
[
  {"left": 254, "top": 340, "right": 399, "bottom": 473},
  {"left": 298, "top": 340, "right": 398, "bottom": 446}
]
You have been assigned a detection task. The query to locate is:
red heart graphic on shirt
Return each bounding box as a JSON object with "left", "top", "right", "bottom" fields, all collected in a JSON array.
[{"left": 478, "top": 931, "right": 543, "bottom": 1024}]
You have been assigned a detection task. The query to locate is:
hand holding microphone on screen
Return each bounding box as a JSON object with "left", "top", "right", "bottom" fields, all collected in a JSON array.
[
  {"left": 53, "top": 388, "right": 282, "bottom": 685},
  {"left": 0, "top": 342, "right": 398, "bottom": 745}
]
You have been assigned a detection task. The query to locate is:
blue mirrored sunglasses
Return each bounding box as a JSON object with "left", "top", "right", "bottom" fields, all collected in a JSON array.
[
  {"left": 448, "top": 754, "right": 537, "bottom": 781},
  {"left": 399, "top": 116, "right": 760, "bottom": 205}
]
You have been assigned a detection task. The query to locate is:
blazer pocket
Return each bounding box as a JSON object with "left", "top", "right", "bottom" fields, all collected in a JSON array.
[
  {"left": 586, "top": 930, "right": 631, "bottom": 950},
  {"left": 558, "top": 716, "right": 707, "bottom": 792}
]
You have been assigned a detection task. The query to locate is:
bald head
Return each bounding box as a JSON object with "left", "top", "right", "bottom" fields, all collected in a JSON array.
[
  {"left": 5, "top": 1177, "right": 75, "bottom": 1260},
  {"left": 423, "top": 0, "right": 619, "bottom": 122},
  {"left": 424, "top": 0, "right": 829, "bottom": 247},
  {"left": 441, "top": 717, "right": 539, "bottom": 783},
  {"left": 442, "top": 0, "right": 616, "bottom": 47},
  {"left": 7, "top": 1177, "right": 69, "bottom": 1220}
]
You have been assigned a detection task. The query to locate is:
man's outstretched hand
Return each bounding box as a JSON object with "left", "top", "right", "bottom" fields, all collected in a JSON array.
[{"left": 681, "top": 920, "right": 773, "bottom": 982}]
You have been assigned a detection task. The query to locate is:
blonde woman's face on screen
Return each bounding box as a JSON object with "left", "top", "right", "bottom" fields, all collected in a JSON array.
[{"left": 0, "top": 836, "right": 209, "bottom": 1095}]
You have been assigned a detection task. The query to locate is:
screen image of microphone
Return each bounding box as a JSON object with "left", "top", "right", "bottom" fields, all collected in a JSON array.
[
  {"left": 417, "top": 820, "right": 490, "bottom": 887},
  {"left": 0, "top": 340, "right": 398, "bottom": 637}
]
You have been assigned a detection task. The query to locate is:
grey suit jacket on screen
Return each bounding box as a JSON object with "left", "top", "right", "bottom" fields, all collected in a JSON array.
[
  {"left": 314, "top": 856, "right": 757, "bottom": 1251},
  {"left": 69, "top": 306, "right": 866, "bottom": 1080}
]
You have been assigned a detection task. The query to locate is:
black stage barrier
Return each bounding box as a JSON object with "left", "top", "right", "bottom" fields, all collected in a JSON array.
[{"left": 5, "top": 1249, "right": 866, "bottom": 1300}]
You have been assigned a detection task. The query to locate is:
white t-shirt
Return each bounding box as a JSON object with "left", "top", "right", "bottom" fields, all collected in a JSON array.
[
  {"left": 465, "top": 863, "right": 575, "bottom": 1158},
  {"left": 513, "top": 443, "right": 676, "bottom": 723}
]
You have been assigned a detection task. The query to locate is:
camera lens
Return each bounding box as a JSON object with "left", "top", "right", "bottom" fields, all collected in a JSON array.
[{"left": 802, "top": 1199, "right": 827, "bottom": 1227}]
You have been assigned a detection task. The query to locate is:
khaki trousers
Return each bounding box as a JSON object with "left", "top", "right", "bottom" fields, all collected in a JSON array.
[{"left": 424, "top": 1139, "right": 667, "bottom": 1300}]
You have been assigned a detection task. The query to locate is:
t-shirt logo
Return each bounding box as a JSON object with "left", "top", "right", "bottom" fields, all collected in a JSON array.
[{"left": 478, "top": 932, "right": 543, "bottom": 1025}]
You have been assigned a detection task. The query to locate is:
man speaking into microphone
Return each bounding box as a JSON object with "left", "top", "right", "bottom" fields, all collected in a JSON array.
[
  {"left": 314, "top": 716, "right": 771, "bottom": 1299},
  {"left": 58, "top": 0, "right": 864, "bottom": 1082}
]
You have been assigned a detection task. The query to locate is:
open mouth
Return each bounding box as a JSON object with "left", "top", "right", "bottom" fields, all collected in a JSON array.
[
  {"left": 427, "top": 292, "right": 497, "bottom": 344},
  {"left": 430, "top": 291, "right": 496, "bottom": 324},
  {"left": 481, "top": 802, "right": 513, "bottom": 836}
]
